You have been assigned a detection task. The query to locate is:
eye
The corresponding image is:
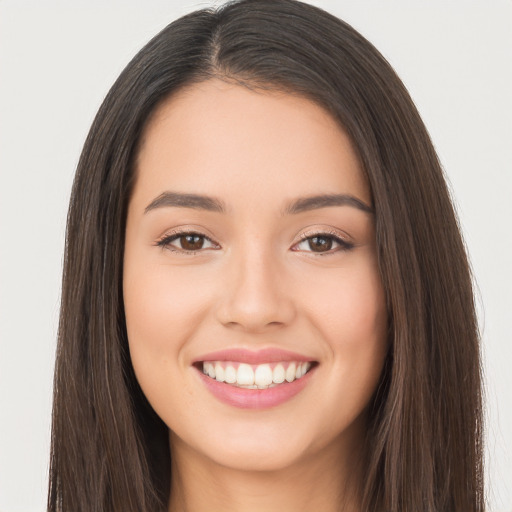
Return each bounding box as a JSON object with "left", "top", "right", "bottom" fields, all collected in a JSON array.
[
  {"left": 293, "top": 233, "right": 353, "bottom": 254},
  {"left": 156, "top": 232, "right": 219, "bottom": 253}
]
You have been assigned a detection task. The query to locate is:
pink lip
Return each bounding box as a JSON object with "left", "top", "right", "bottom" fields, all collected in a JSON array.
[
  {"left": 193, "top": 348, "right": 314, "bottom": 365},
  {"left": 193, "top": 348, "right": 317, "bottom": 410},
  {"left": 196, "top": 367, "right": 316, "bottom": 409}
]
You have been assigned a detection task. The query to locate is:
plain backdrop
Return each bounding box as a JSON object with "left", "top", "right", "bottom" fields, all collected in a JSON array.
[{"left": 0, "top": 1, "right": 511, "bottom": 511}]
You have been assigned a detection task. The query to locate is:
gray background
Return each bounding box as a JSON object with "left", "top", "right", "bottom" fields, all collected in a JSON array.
[{"left": 0, "top": 1, "right": 511, "bottom": 510}]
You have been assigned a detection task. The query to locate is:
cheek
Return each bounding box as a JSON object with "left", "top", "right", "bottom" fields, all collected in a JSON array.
[
  {"left": 335, "top": 272, "right": 386, "bottom": 349},
  {"left": 304, "top": 258, "right": 388, "bottom": 409},
  {"left": 125, "top": 260, "right": 207, "bottom": 339},
  {"left": 334, "top": 266, "right": 387, "bottom": 363},
  {"left": 304, "top": 257, "right": 387, "bottom": 343},
  {"left": 123, "top": 252, "right": 214, "bottom": 382},
  {"left": 123, "top": 259, "right": 214, "bottom": 424}
]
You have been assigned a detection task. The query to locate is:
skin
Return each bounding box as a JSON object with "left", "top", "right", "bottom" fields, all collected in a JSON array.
[{"left": 123, "top": 79, "right": 388, "bottom": 512}]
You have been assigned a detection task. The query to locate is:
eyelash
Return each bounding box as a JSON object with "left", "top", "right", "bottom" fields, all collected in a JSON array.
[
  {"left": 155, "top": 231, "right": 219, "bottom": 254},
  {"left": 294, "top": 231, "right": 354, "bottom": 255},
  {"left": 155, "top": 230, "right": 354, "bottom": 256}
]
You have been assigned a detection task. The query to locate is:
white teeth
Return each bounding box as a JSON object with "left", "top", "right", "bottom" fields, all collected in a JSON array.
[
  {"left": 202, "top": 360, "right": 313, "bottom": 388},
  {"left": 224, "top": 365, "right": 237, "bottom": 384},
  {"left": 273, "top": 364, "right": 285, "bottom": 384},
  {"left": 215, "top": 363, "right": 225, "bottom": 382},
  {"left": 254, "top": 364, "right": 273, "bottom": 387},
  {"left": 285, "top": 363, "right": 296, "bottom": 382},
  {"left": 203, "top": 362, "right": 215, "bottom": 378},
  {"left": 237, "top": 364, "right": 255, "bottom": 385},
  {"left": 301, "top": 362, "right": 310, "bottom": 377}
]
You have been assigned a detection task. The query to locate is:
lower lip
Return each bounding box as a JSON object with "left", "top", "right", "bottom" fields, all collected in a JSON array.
[{"left": 197, "top": 367, "right": 315, "bottom": 409}]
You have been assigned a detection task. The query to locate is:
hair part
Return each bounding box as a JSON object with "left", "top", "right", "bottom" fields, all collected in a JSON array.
[{"left": 49, "top": 1, "right": 484, "bottom": 510}]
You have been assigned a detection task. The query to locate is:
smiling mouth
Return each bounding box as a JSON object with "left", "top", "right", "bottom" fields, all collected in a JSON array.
[{"left": 198, "top": 361, "right": 316, "bottom": 389}]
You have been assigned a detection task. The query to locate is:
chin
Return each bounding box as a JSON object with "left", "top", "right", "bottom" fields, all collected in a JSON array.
[
  {"left": 170, "top": 409, "right": 355, "bottom": 475},
  {"left": 204, "top": 439, "right": 311, "bottom": 473}
]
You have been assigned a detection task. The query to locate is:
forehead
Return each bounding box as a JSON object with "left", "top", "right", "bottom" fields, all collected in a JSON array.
[{"left": 133, "top": 79, "right": 370, "bottom": 210}]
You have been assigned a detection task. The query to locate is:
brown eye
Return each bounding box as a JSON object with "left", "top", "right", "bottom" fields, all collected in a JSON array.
[
  {"left": 308, "top": 236, "right": 333, "bottom": 252},
  {"left": 156, "top": 232, "right": 218, "bottom": 253},
  {"left": 293, "top": 233, "right": 354, "bottom": 254},
  {"left": 180, "top": 234, "right": 205, "bottom": 250}
]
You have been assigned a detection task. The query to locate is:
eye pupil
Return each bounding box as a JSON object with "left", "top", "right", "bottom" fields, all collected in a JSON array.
[
  {"left": 181, "top": 234, "right": 204, "bottom": 250},
  {"left": 308, "top": 236, "right": 333, "bottom": 252}
]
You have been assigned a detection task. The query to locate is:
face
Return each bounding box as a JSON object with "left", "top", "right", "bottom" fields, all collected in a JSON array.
[{"left": 123, "top": 79, "right": 388, "bottom": 472}]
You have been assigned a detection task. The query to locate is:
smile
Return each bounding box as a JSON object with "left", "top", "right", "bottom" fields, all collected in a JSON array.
[
  {"left": 194, "top": 349, "right": 317, "bottom": 409},
  {"left": 202, "top": 361, "right": 312, "bottom": 389}
]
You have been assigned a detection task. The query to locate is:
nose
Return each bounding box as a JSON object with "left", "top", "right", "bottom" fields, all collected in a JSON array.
[{"left": 215, "top": 244, "right": 296, "bottom": 333}]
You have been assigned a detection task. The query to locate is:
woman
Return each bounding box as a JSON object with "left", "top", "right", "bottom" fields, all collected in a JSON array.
[{"left": 48, "top": 0, "right": 484, "bottom": 510}]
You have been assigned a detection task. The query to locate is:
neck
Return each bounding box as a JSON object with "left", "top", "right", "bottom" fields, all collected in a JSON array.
[{"left": 167, "top": 428, "right": 365, "bottom": 512}]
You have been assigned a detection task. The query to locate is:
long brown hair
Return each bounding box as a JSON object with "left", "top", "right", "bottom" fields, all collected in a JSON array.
[{"left": 48, "top": 1, "right": 484, "bottom": 510}]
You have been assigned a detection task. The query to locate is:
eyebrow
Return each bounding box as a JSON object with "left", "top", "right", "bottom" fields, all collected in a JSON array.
[
  {"left": 144, "top": 191, "right": 373, "bottom": 215},
  {"left": 283, "top": 194, "right": 374, "bottom": 215},
  {"left": 144, "top": 191, "right": 226, "bottom": 214}
]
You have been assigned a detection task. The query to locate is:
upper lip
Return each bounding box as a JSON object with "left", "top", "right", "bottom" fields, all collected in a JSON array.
[{"left": 193, "top": 348, "right": 315, "bottom": 365}]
